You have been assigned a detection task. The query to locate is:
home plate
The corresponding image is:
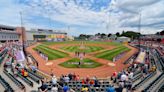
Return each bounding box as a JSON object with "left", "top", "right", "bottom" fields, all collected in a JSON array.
[
  {"left": 108, "top": 63, "right": 115, "bottom": 66},
  {"left": 45, "top": 62, "right": 53, "bottom": 66}
]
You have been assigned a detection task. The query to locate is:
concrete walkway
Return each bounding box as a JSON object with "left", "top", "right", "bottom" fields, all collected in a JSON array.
[{"left": 0, "top": 54, "right": 41, "bottom": 92}]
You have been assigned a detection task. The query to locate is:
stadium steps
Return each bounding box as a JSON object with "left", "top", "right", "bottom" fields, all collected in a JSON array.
[
  {"left": 0, "top": 64, "right": 20, "bottom": 91},
  {"left": 16, "top": 76, "right": 40, "bottom": 92},
  {"left": 155, "top": 77, "right": 164, "bottom": 92},
  {"left": 149, "top": 73, "right": 164, "bottom": 92},
  {"left": 0, "top": 57, "right": 41, "bottom": 92},
  {"left": 158, "top": 83, "right": 164, "bottom": 92},
  {"left": 0, "top": 78, "right": 5, "bottom": 92},
  {"left": 3, "top": 70, "right": 25, "bottom": 90},
  {"left": 134, "top": 70, "right": 161, "bottom": 91},
  {"left": 143, "top": 73, "right": 164, "bottom": 92},
  {"left": 135, "top": 49, "right": 163, "bottom": 91},
  {"left": 0, "top": 53, "right": 19, "bottom": 91}
]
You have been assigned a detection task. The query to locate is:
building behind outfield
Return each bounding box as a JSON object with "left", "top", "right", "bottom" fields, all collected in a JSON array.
[
  {"left": 0, "top": 24, "right": 26, "bottom": 43},
  {"left": 0, "top": 24, "right": 67, "bottom": 43},
  {"left": 26, "top": 28, "right": 67, "bottom": 42}
]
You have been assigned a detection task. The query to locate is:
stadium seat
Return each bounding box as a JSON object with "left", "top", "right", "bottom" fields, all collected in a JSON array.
[
  {"left": 0, "top": 75, "right": 14, "bottom": 92},
  {"left": 17, "top": 73, "right": 34, "bottom": 87},
  {"left": 3, "top": 69, "right": 25, "bottom": 89}
]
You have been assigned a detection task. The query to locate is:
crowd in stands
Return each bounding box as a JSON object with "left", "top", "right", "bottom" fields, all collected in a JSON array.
[{"left": 0, "top": 41, "right": 163, "bottom": 92}]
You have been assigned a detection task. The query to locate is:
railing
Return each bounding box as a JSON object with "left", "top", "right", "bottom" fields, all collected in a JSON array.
[
  {"left": 0, "top": 75, "right": 14, "bottom": 92},
  {"left": 3, "top": 69, "right": 25, "bottom": 89},
  {"left": 17, "top": 73, "right": 33, "bottom": 87},
  {"left": 132, "top": 71, "right": 156, "bottom": 89},
  {"left": 143, "top": 73, "right": 164, "bottom": 92}
]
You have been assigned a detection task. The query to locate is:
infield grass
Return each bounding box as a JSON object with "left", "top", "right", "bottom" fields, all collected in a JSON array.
[{"left": 59, "top": 58, "right": 102, "bottom": 68}]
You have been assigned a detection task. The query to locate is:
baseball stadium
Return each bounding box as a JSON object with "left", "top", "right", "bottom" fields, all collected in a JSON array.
[{"left": 0, "top": 0, "right": 164, "bottom": 92}]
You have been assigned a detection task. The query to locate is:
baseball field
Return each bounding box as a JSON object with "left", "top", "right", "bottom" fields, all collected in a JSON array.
[
  {"left": 26, "top": 41, "right": 138, "bottom": 77},
  {"left": 33, "top": 41, "right": 130, "bottom": 68}
]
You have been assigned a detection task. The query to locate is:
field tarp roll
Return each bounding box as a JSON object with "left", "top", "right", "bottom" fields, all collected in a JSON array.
[
  {"left": 135, "top": 51, "right": 146, "bottom": 64},
  {"left": 16, "top": 50, "right": 26, "bottom": 62}
]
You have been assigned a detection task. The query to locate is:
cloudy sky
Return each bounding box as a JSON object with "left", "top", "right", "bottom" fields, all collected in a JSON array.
[{"left": 0, "top": 0, "right": 164, "bottom": 36}]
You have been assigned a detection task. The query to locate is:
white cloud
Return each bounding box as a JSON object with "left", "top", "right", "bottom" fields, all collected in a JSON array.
[{"left": 0, "top": 0, "right": 164, "bottom": 35}]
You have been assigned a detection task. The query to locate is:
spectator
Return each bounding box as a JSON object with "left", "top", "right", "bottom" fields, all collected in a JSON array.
[
  {"left": 106, "top": 85, "right": 115, "bottom": 92},
  {"left": 151, "top": 65, "right": 156, "bottom": 72},
  {"left": 127, "top": 80, "right": 132, "bottom": 91},
  {"left": 94, "top": 79, "right": 99, "bottom": 87},
  {"left": 68, "top": 73, "right": 73, "bottom": 81},
  {"left": 13, "top": 68, "right": 18, "bottom": 77},
  {"left": 64, "top": 75, "right": 70, "bottom": 83},
  {"left": 51, "top": 75, "right": 57, "bottom": 85},
  {"left": 72, "top": 73, "right": 76, "bottom": 80},
  {"left": 82, "top": 86, "right": 89, "bottom": 92},
  {"left": 89, "top": 79, "right": 94, "bottom": 86},
  {"left": 115, "top": 85, "right": 123, "bottom": 92},
  {"left": 82, "top": 79, "right": 86, "bottom": 85},
  {"left": 119, "top": 81, "right": 124, "bottom": 88},
  {"left": 21, "top": 69, "right": 28, "bottom": 77},
  {"left": 75, "top": 75, "right": 80, "bottom": 81},
  {"left": 12, "top": 62, "right": 16, "bottom": 69},
  {"left": 41, "top": 78, "right": 47, "bottom": 85},
  {"left": 63, "top": 85, "right": 70, "bottom": 92},
  {"left": 121, "top": 73, "right": 127, "bottom": 82},
  {"left": 85, "top": 76, "right": 90, "bottom": 84},
  {"left": 51, "top": 85, "right": 58, "bottom": 92},
  {"left": 38, "top": 81, "right": 48, "bottom": 92},
  {"left": 21, "top": 69, "right": 25, "bottom": 75},
  {"left": 117, "top": 72, "right": 122, "bottom": 80},
  {"left": 60, "top": 75, "right": 65, "bottom": 82},
  {"left": 134, "top": 63, "right": 137, "bottom": 68},
  {"left": 128, "top": 72, "right": 134, "bottom": 80},
  {"left": 30, "top": 65, "right": 37, "bottom": 73}
]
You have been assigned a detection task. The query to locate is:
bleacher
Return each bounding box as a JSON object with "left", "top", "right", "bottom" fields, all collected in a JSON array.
[
  {"left": 154, "top": 49, "right": 164, "bottom": 72},
  {"left": 143, "top": 73, "right": 164, "bottom": 91},
  {"left": 1, "top": 42, "right": 164, "bottom": 92},
  {"left": 3, "top": 69, "right": 25, "bottom": 90},
  {"left": 0, "top": 49, "right": 8, "bottom": 64},
  {"left": 132, "top": 71, "right": 156, "bottom": 89},
  {"left": 123, "top": 52, "right": 139, "bottom": 64},
  {"left": 158, "top": 83, "right": 164, "bottom": 92},
  {"left": 59, "top": 80, "right": 111, "bottom": 92},
  {"left": 0, "top": 75, "right": 14, "bottom": 92},
  {"left": 26, "top": 69, "right": 44, "bottom": 80}
]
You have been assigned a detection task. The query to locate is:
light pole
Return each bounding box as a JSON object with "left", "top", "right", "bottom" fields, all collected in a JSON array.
[{"left": 138, "top": 10, "right": 142, "bottom": 51}]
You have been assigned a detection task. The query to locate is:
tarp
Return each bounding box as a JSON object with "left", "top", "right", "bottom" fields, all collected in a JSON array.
[
  {"left": 16, "top": 50, "right": 25, "bottom": 62},
  {"left": 135, "top": 51, "right": 146, "bottom": 64}
]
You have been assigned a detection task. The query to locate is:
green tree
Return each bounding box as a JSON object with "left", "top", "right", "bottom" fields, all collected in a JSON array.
[
  {"left": 121, "top": 31, "right": 140, "bottom": 39},
  {"left": 116, "top": 32, "right": 120, "bottom": 37}
]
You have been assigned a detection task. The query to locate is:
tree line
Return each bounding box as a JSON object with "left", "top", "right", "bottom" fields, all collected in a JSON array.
[{"left": 77, "top": 31, "right": 141, "bottom": 40}]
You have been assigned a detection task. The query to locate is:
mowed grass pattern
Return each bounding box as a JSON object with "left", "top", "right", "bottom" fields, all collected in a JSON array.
[
  {"left": 43, "top": 41, "right": 121, "bottom": 46},
  {"left": 33, "top": 45, "right": 68, "bottom": 60},
  {"left": 61, "top": 46, "right": 104, "bottom": 53},
  {"left": 59, "top": 58, "right": 102, "bottom": 68},
  {"left": 96, "top": 46, "right": 131, "bottom": 61}
]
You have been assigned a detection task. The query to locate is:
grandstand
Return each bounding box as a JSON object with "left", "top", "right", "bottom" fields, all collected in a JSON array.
[
  {"left": 0, "top": 32, "right": 164, "bottom": 92},
  {"left": 0, "top": 25, "right": 164, "bottom": 92}
]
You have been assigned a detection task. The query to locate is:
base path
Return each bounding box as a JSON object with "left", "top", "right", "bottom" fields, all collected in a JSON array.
[{"left": 26, "top": 43, "right": 138, "bottom": 78}]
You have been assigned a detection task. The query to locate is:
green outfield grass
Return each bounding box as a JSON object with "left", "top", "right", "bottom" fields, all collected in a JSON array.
[
  {"left": 59, "top": 58, "right": 102, "bottom": 68},
  {"left": 33, "top": 45, "right": 68, "bottom": 60},
  {"left": 96, "top": 46, "right": 131, "bottom": 61},
  {"left": 60, "top": 46, "right": 104, "bottom": 53},
  {"left": 42, "top": 41, "right": 121, "bottom": 46}
]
